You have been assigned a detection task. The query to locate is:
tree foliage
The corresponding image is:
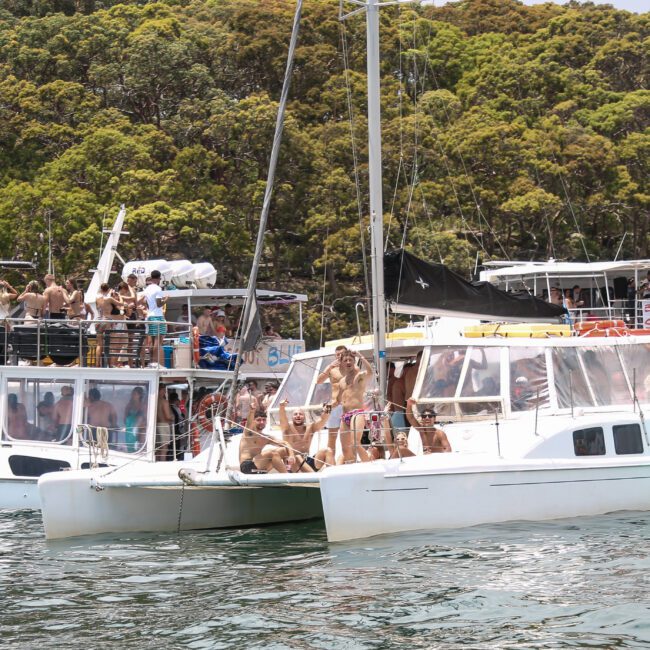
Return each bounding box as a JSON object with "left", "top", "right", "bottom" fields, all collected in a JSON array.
[{"left": 0, "top": 0, "right": 647, "bottom": 345}]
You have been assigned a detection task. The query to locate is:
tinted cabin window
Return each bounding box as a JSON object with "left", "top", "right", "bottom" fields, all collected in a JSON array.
[
  {"left": 9, "top": 455, "right": 70, "bottom": 477},
  {"left": 613, "top": 424, "right": 644, "bottom": 455},
  {"left": 573, "top": 427, "right": 605, "bottom": 456}
]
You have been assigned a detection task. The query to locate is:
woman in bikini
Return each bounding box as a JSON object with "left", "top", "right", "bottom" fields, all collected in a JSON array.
[
  {"left": 65, "top": 279, "right": 86, "bottom": 321},
  {"left": 96, "top": 283, "right": 124, "bottom": 367},
  {"left": 18, "top": 281, "right": 46, "bottom": 326}
]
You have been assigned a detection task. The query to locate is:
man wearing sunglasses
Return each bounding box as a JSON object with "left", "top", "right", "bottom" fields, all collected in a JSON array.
[{"left": 406, "top": 397, "right": 452, "bottom": 454}]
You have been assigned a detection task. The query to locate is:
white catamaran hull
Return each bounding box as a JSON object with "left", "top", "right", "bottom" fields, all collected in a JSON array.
[
  {"left": 320, "top": 457, "right": 650, "bottom": 542},
  {"left": 2, "top": 478, "right": 39, "bottom": 509},
  {"left": 39, "top": 467, "right": 322, "bottom": 539}
]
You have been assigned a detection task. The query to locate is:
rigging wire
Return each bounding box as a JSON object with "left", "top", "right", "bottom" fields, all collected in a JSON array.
[
  {"left": 339, "top": 18, "right": 372, "bottom": 316},
  {"left": 511, "top": 76, "right": 589, "bottom": 262},
  {"left": 385, "top": 1, "right": 405, "bottom": 250},
  {"left": 412, "top": 17, "right": 511, "bottom": 261},
  {"left": 319, "top": 228, "right": 329, "bottom": 348}
]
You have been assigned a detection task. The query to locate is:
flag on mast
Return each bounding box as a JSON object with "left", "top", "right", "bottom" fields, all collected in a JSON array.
[{"left": 241, "top": 292, "right": 263, "bottom": 352}]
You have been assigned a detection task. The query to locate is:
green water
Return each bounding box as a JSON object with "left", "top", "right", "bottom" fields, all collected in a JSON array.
[{"left": 1, "top": 511, "right": 649, "bottom": 648}]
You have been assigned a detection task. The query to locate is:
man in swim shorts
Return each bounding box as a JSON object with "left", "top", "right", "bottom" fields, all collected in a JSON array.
[
  {"left": 337, "top": 349, "right": 373, "bottom": 464},
  {"left": 238, "top": 411, "right": 290, "bottom": 474},
  {"left": 278, "top": 399, "right": 333, "bottom": 472},
  {"left": 316, "top": 345, "right": 347, "bottom": 453}
]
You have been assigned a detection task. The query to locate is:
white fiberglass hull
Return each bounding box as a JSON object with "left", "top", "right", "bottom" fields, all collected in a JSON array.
[
  {"left": 319, "top": 456, "right": 650, "bottom": 542},
  {"left": 39, "top": 466, "right": 323, "bottom": 539},
  {"left": 1, "top": 478, "right": 38, "bottom": 509}
]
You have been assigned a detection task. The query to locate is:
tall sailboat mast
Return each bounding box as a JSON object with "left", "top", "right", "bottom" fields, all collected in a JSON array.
[{"left": 356, "top": 0, "right": 389, "bottom": 402}]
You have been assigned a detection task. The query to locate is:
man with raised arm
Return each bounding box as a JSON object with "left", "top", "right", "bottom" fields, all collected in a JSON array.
[
  {"left": 316, "top": 345, "right": 347, "bottom": 453},
  {"left": 278, "top": 399, "right": 334, "bottom": 472},
  {"left": 337, "top": 349, "right": 373, "bottom": 463},
  {"left": 406, "top": 397, "right": 452, "bottom": 453},
  {"left": 238, "top": 411, "right": 290, "bottom": 474}
]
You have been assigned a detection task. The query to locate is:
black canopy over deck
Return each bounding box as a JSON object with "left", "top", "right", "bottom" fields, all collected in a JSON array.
[{"left": 385, "top": 249, "right": 566, "bottom": 323}]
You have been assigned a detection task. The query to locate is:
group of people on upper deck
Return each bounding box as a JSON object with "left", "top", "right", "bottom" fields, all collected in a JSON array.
[
  {"left": 545, "top": 271, "right": 650, "bottom": 319},
  {"left": 0, "top": 275, "right": 88, "bottom": 323},
  {"left": 239, "top": 346, "right": 451, "bottom": 475}
]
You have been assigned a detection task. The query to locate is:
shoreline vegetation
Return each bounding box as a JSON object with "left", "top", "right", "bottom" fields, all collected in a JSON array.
[{"left": 0, "top": 0, "right": 647, "bottom": 347}]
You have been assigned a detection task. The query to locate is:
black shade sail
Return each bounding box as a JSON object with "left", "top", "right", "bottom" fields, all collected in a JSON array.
[{"left": 384, "top": 249, "right": 566, "bottom": 322}]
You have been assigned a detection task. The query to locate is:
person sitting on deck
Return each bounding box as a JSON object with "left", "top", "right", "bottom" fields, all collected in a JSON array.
[
  {"left": 405, "top": 397, "right": 452, "bottom": 453},
  {"left": 278, "top": 399, "right": 333, "bottom": 472},
  {"left": 239, "top": 411, "right": 290, "bottom": 474},
  {"left": 337, "top": 350, "right": 374, "bottom": 464},
  {"left": 264, "top": 325, "right": 282, "bottom": 339},
  {"left": 389, "top": 432, "right": 416, "bottom": 459}
]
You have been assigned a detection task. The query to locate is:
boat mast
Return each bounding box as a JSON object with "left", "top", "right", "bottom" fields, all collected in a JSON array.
[
  {"left": 224, "top": 0, "right": 303, "bottom": 421},
  {"left": 86, "top": 204, "right": 127, "bottom": 318},
  {"left": 366, "top": 0, "right": 387, "bottom": 403}
]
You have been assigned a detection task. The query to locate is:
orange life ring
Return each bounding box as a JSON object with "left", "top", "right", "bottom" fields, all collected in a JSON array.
[
  {"left": 192, "top": 327, "right": 200, "bottom": 365},
  {"left": 595, "top": 319, "right": 624, "bottom": 330},
  {"left": 197, "top": 392, "right": 228, "bottom": 434},
  {"left": 583, "top": 327, "right": 627, "bottom": 337}
]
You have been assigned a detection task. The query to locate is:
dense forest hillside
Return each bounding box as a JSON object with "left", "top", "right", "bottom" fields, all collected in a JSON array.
[{"left": 0, "top": 0, "right": 647, "bottom": 343}]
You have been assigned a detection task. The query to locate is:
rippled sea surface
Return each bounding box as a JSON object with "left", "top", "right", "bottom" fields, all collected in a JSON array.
[{"left": 1, "top": 511, "right": 650, "bottom": 648}]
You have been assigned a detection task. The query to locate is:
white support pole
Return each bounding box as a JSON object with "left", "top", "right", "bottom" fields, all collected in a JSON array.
[{"left": 366, "top": 0, "right": 387, "bottom": 404}]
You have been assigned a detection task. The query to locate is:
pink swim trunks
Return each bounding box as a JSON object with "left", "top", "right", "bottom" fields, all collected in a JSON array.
[{"left": 342, "top": 408, "right": 366, "bottom": 426}]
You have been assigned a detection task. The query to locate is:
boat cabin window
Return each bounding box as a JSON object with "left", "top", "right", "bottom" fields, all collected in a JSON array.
[
  {"left": 3, "top": 379, "right": 76, "bottom": 444},
  {"left": 509, "top": 347, "right": 548, "bottom": 412},
  {"left": 274, "top": 357, "right": 319, "bottom": 407},
  {"left": 573, "top": 427, "right": 605, "bottom": 456},
  {"left": 552, "top": 348, "right": 593, "bottom": 408},
  {"left": 580, "top": 347, "right": 630, "bottom": 406},
  {"left": 82, "top": 380, "right": 149, "bottom": 454},
  {"left": 618, "top": 345, "right": 650, "bottom": 401},
  {"left": 421, "top": 347, "right": 467, "bottom": 399},
  {"left": 612, "top": 424, "right": 644, "bottom": 455},
  {"left": 309, "top": 355, "right": 334, "bottom": 407},
  {"left": 460, "top": 347, "right": 501, "bottom": 397},
  {"left": 8, "top": 455, "right": 71, "bottom": 477}
]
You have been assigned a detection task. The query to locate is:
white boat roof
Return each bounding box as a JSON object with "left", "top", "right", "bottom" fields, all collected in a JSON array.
[
  {"left": 481, "top": 259, "right": 650, "bottom": 282},
  {"left": 161, "top": 288, "right": 308, "bottom": 307}
]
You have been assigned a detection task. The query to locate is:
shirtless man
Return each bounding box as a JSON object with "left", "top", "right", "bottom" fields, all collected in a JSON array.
[
  {"left": 406, "top": 397, "right": 452, "bottom": 453},
  {"left": 7, "top": 394, "right": 29, "bottom": 439},
  {"left": 53, "top": 385, "right": 74, "bottom": 441},
  {"left": 337, "top": 349, "right": 373, "bottom": 463},
  {"left": 403, "top": 351, "right": 422, "bottom": 401},
  {"left": 316, "top": 345, "right": 347, "bottom": 453},
  {"left": 43, "top": 274, "right": 68, "bottom": 319},
  {"left": 156, "top": 384, "right": 175, "bottom": 461},
  {"left": 85, "top": 387, "right": 118, "bottom": 446},
  {"left": 278, "top": 399, "right": 333, "bottom": 472},
  {"left": 238, "top": 411, "right": 289, "bottom": 474},
  {"left": 196, "top": 307, "right": 216, "bottom": 336}
]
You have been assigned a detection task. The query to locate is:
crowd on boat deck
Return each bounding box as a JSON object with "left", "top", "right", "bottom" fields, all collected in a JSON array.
[
  {"left": 0, "top": 270, "right": 284, "bottom": 368},
  {"left": 237, "top": 345, "right": 452, "bottom": 475},
  {"left": 544, "top": 271, "right": 650, "bottom": 321}
]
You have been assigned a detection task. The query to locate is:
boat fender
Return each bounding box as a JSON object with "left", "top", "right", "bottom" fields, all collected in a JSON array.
[{"left": 192, "top": 327, "right": 200, "bottom": 365}]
